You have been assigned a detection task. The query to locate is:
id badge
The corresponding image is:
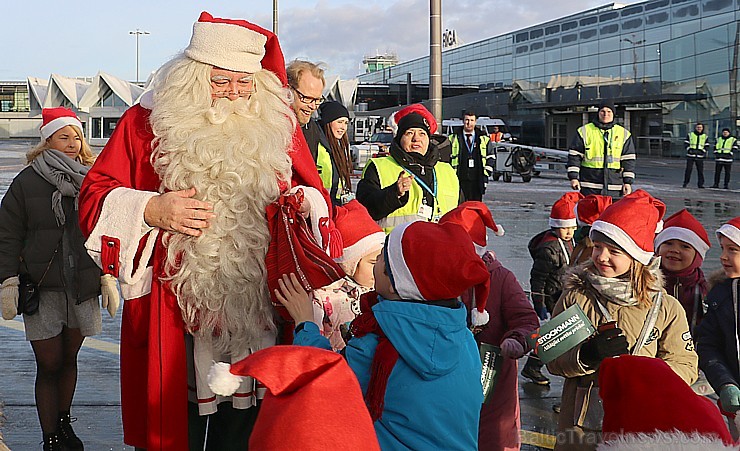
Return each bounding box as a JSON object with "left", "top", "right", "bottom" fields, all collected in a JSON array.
[
  {"left": 468, "top": 159, "right": 475, "bottom": 168},
  {"left": 340, "top": 192, "right": 355, "bottom": 204},
  {"left": 417, "top": 203, "right": 433, "bottom": 219}
]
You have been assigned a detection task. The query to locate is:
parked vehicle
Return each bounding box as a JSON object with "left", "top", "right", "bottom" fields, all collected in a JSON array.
[
  {"left": 442, "top": 116, "right": 515, "bottom": 141},
  {"left": 350, "top": 130, "right": 394, "bottom": 170}
]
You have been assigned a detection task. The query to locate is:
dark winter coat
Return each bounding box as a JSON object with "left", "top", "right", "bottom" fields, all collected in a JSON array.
[
  {"left": 529, "top": 230, "right": 573, "bottom": 311},
  {"left": 462, "top": 252, "right": 539, "bottom": 450},
  {"left": 0, "top": 166, "right": 100, "bottom": 302},
  {"left": 696, "top": 275, "right": 740, "bottom": 393}
]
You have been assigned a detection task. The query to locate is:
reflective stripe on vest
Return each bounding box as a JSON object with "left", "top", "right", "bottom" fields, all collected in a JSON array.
[
  {"left": 368, "top": 156, "right": 459, "bottom": 234},
  {"left": 578, "top": 123, "right": 629, "bottom": 170},
  {"left": 716, "top": 137, "right": 736, "bottom": 154},
  {"left": 450, "top": 134, "right": 490, "bottom": 169}
]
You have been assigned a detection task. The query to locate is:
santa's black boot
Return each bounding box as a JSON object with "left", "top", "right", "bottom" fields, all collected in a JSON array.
[{"left": 58, "top": 411, "right": 84, "bottom": 450}]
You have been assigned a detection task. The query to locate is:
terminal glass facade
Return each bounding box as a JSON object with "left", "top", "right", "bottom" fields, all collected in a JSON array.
[{"left": 357, "top": 0, "right": 740, "bottom": 155}]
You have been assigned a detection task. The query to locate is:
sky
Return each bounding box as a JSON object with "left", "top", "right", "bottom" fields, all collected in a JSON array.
[{"left": 0, "top": 0, "right": 629, "bottom": 82}]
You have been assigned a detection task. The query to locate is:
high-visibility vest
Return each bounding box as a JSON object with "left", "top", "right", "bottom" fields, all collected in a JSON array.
[
  {"left": 450, "top": 134, "right": 490, "bottom": 170},
  {"left": 490, "top": 132, "right": 504, "bottom": 143},
  {"left": 365, "top": 156, "right": 459, "bottom": 234},
  {"left": 715, "top": 136, "right": 736, "bottom": 154},
  {"left": 578, "top": 123, "right": 629, "bottom": 170},
  {"left": 316, "top": 143, "right": 343, "bottom": 202},
  {"left": 689, "top": 132, "right": 708, "bottom": 150}
]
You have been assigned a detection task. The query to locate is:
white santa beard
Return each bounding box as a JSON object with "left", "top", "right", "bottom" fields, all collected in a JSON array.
[{"left": 152, "top": 76, "right": 295, "bottom": 355}]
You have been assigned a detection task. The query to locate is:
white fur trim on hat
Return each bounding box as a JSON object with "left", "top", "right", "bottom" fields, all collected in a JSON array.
[
  {"left": 549, "top": 217, "right": 577, "bottom": 228},
  {"left": 40, "top": 117, "right": 83, "bottom": 140},
  {"left": 471, "top": 308, "right": 490, "bottom": 327},
  {"left": 335, "top": 232, "right": 385, "bottom": 274},
  {"left": 207, "top": 362, "right": 242, "bottom": 396},
  {"left": 185, "top": 21, "right": 267, "bottom": 73},
  {"left": 655, "top": 227, "right": 710, "bottom": 259},
  {"left": 591, "top": 220, "right": 654, "bottom": 265},
  {"left": 597, "top": 430, "right": 737, "bottom": 450},
  {"left": 386, "top": 222, "right": 424, "bottom": 300},
  {"left": 718, "top": 223, "right": 740, "bottom": 247}
]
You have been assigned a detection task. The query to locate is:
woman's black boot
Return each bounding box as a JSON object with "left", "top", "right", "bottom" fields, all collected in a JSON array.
[
  {"left": 58, "top": 411, "right": 84, "bottom": 450},
  {"left": 42, "top": 432, "right": 64, "bottom": 451}
]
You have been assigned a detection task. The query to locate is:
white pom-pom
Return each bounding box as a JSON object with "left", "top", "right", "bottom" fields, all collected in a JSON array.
[
  {"left": 207, "top": 362, "right": 242, "bottom": 396},
  {"left": 494, "top": 224, "right": 505, "bottom": 236},
  {"left": 471, "top": 308, "right": 490, "bottom": 327}
]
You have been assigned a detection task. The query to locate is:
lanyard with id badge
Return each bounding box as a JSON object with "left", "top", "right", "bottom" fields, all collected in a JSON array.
[
  {"left": 465, "top": 134, "right": 476, "bottom": 168},
  {"left": 403, "top": 167, "right": 441, "bottom": 222}
]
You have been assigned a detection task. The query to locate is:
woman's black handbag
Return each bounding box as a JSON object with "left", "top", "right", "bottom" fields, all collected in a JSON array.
[
  {"left": 17, "top": 240, "right": 61, "bottom": 316},
  {"left": 17, "top": 273, "right": 40, "bottom": 316}
]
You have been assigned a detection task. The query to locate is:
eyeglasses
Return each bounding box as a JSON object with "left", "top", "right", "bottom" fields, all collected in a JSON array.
[
  {"left": 211, "top": 75, "right": 256, "bottom": 98},
  {"left": 291, "top": 86, "right": 325, "bottom": 106}
]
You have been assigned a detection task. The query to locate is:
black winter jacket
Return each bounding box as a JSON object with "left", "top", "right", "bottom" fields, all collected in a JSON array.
[
  {"left": 528, "top": 230, "right": 573, "bottom": 311},
  {"left": 0, "top": 166, "right": 100, "bottom": 303},
  {"left": 696, "top": 277, "right": 740, "bottom": 392}
]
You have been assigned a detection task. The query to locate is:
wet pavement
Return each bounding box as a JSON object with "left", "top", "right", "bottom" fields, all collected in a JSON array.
[{"left": 0, "top": 138, "right": 738, "bottom": 450}]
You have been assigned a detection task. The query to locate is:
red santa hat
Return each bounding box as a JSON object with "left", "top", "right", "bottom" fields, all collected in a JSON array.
[
  {"left": 391, "top": 103, "right": 438, "bottom": 135},
  {"left": 40, "top": 107, "right": 83, "bottom": 140},
  {"left": 599, "top": 355, "right": 736, "bottom": 450},
  {"left": 439, "top": 201, "right": 504, "bottom": 257},
  {"left": 386, "top": 221, "right": 491, "bottom": 326},
  {"left": 717, "top": 217, "right": 740, "bottom": 247},
  {"left": 207, "top": 346, "right": 380, "bottom": 450},
  {"left": 333, "top": 200, "right": 385, "bottom": 277},
  {"left": 590, "top": 190, "right": 666, "bottom": 265},
  {"left": 655, "top": 209, "right": 711, "bottom": 259},
  {"left": 575, "top": 194, "right": 613, "bottom": 226},
  {"left": 185, "top": 12, "right": 288, "bottom": 83},
  {"left": 549, "top": 191, "right": 585, "bottom": 228}
]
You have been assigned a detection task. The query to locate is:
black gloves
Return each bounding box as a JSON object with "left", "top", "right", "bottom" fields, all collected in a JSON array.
[{"left": 579, "top": 327, "right": 629, "bottom": 368}]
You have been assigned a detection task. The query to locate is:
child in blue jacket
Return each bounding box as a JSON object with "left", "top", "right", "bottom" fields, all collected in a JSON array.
[{"left": 275, "top": 220, "right": 490, "bottom": 450}]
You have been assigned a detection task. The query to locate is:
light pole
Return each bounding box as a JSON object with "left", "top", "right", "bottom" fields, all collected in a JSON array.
[
  {"left": 429, "top": 0, "right": 442, "bottom": 126},
  {"left": 621, "top": 35, "right": 644, "bottom": 81},
  {"left": 129, "top": 29, "right": 150, "bottom": 84},
  {"left": 273, "top": 0, "right": 278, "bottom": 35}
]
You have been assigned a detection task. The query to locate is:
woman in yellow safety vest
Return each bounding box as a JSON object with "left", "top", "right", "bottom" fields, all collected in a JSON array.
[
  {"left": 318, "top": 101, "right": 354, "bottom": 205},
  {"left": 356, "top": 104, "right": 461, "bottom": 234}
]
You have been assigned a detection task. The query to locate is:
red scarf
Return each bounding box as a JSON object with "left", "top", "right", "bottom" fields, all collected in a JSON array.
[
  {"left": 350, "top": 292, "right": 399, "bottom": 421},
  {"left": 662, "top": 254, "right": 708, "bottom": 328}
]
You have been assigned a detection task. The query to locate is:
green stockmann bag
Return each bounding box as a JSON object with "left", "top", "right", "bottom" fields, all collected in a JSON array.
[
  {"left": 479, "top": 343, "right": 502, "bottom": 404},
  {"left": 526, "top": 303, "right": 595, "bottom": 364}
]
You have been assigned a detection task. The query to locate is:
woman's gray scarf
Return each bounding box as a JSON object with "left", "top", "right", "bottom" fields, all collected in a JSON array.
[
  {"left": 584, "top": 258, "right": 662, "bottom": 307},
  {"left": 30, "top": 149, "right": 89, "bottom": 226}
]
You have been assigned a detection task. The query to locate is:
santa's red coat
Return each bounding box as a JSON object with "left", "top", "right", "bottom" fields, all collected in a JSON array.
[{"left": 78, "top": 104, "right": 335, "bottom": 450}]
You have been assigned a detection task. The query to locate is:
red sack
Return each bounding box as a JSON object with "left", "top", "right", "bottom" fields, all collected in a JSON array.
[{"left": 266, "top": 189, "right": 346, "bottom": 325}]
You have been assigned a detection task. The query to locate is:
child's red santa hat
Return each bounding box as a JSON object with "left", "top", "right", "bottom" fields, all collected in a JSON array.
[
  {"left": 717, "top": 217, "right": 740, "bottom": 247},
  {"left": 549, "top": 191, "right": 584, "bottom": 228},
  {"left": 207, "top": 346, "right": 379, "bottom": 450},
  {"left": 590, "top": 190, "right": 666, "bottom": 265},
  {"left": 575, "top": 194, "right": 613, "bottom": 226},
  {"left": 386, "top": 220, "right": 491, "bottom": 326},
  {"left": 333, "top": 200, "right": 385, "bottom": 277},
  {"left": 598, "top": 355, "right": 736, "bottom": 450},
  {"left": 439, "top": 201, "right": 504, "bottom": 255},
  {"left": 185, "top": 12, "right": 287, "bottom": 80},
  {"left": 390, "top": 103, "right": 438, "bottom": 135},
  {"left": 40, "top": 107, "right": 83, "bottom": 140},
  {"left": 655, "top": 208, "right": 711, "bottom": 259}
]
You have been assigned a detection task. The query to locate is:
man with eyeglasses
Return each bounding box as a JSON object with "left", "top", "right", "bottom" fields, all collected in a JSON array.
[{"left": 78, "top": 12, "right": 339, "bottom": 451}]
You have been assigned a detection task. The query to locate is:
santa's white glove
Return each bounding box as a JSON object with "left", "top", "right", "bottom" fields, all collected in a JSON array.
[
  {"left": 1, "top": 276, "right": 20, "bottom": 320},
  {"left": 100, "top": 274, "right": 121, "bottom": 318},
  {"left": 500, "top": 338, "right": 526, "bottom": 359}
]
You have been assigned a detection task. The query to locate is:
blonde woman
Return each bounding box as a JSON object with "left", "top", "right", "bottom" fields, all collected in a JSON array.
[{"left": 0, "top": 107, "right": 101, "bottom": 451}]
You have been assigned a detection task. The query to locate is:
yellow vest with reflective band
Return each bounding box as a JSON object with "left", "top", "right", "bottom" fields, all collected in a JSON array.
[
  {"left": 689, "top": 132, "right": 708, "bottom": 150},
  {"left": 450, "top": 134, "right": 490, "bottom": 169},
  {"left": 366, "top": 156, "right": 459, "bottom": 234},
  {"left": 316, "top": 143, "right": 343, "bottom": 201},
  {"left": 578, "top": 123, "right": 629, "bottom": 170},
  {"left": 715, "top": 136, "right": 736, "bottom": 154}
]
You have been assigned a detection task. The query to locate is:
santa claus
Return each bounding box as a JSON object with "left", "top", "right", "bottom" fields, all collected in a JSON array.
[{"left": 78, "top": 12, "right": 340, "bottom": 450}]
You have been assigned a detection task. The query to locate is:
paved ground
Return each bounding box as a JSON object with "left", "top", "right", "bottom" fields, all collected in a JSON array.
[{"left": 0, "top": 139, "right": 738, "bottom": 449}]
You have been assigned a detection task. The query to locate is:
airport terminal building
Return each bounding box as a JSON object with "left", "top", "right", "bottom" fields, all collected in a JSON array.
[{"left": 356, "top": 0, "right": 739, "bottom": 156}]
